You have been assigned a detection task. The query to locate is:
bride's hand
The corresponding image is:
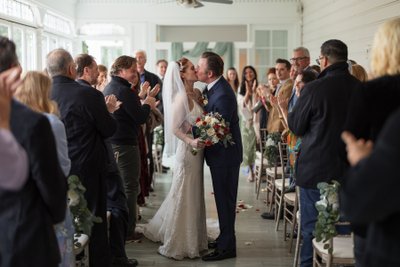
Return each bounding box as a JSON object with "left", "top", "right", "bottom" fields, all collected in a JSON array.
[{"left": 190, "top": 138, "right": 205, "bottom": 149}]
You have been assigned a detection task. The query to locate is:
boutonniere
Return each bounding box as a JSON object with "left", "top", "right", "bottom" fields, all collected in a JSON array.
[{"left": 202, "top": 94, "right": 208, "bottom": 106}]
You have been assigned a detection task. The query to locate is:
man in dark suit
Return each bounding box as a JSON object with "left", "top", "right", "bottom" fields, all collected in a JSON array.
[
  {"left": 196, "top": 51, "right": 243, "bottom": 261},
  {"left": 48, "top": 48, "right": 117, "bottom": 267},
  {"left": 0, "top": 36, "right": 67, "bottom": 267},
  {"left": 288, "top": 39, "right": 360, "bottom": 267},
  {"left": 75, "top": 53, "right": 137, "bottom": 267}
]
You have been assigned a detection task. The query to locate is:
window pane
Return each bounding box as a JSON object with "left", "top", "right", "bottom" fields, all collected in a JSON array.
[
  {"left": 101, "top": 46, "right": 122, "bottom": 69},
  {"left": 238, "top": 48, "right": 247, "bottom": 74},
  {"left": 255, "top": 30, "right": 270, "bottom": 47},
  {"left": 255, "top": 49, "right": 270, "bottom": 66},
  {"left": 0, "top": 24, "right": 10, "bottom": 37},
  {"left": 272, "top": 49, "right": 287, "bottom": 61},
  {"left": 272, "top": 30, "right": 288, "bottom": 47},
  {"left": 156, "top": 49, "right": 168, "bottom": 62},
  {"left": 26, "top": 30, "right": 35, "bottom": 70},
  {"left": 42, "top": 35, "right": 48, "bottom": 69},
  {"left": 12, "top": 27, "right": 23, "bottom": 65}
]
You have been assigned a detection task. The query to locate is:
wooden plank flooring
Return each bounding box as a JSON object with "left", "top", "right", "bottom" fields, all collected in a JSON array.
[{"left": 126, "top": 162, "right": 295, "bottom": 267}]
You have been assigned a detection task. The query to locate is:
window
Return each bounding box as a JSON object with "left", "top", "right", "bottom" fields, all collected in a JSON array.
[
  {"left": 44, "top": 13, "right": 72, "bottom": 35},
  {"left": 254, "top": 30, "right": 288, "bottom": 81},
  {"left": 0, "top": 0, "right": 34, "bottom": 23}
]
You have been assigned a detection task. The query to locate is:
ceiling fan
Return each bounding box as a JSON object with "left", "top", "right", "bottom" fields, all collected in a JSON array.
[{"left": 176, "top": 0, "right": 233, "bottom": 8}]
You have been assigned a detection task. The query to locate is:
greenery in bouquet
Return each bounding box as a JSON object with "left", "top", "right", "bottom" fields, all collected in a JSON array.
[
  {"left": 314, "top": 180, "right": 341, "bottom": 253},
  {"left": 68, "top": 175, "right": 102, "bottom": 247},
  {"left": 263, "top": 132, "right": 282, "bottom": 166},
  {"left": 192, "top": 111, "right": 235, "bottom": 155}
]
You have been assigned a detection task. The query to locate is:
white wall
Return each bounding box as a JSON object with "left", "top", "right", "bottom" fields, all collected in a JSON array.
[
  {"left": 302, "top": 0, "right": 400, "bottom": 72},
  {"left": 75, "top": 0, "right": 301, "bottom": 71}
]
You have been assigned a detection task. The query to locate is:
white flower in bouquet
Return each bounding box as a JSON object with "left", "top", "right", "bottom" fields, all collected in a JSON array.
[
  {"left": 68, "top": 189, "right": 80, "bottom": 206},
  {"left": 211, "top": 117, "right": 219, "bottom": 125},
  {"left": 206, "top": 128, "right": 215, "bottom": 136},
  {"left": 205, "top": 116, "right": 212, "bottom": 124}
]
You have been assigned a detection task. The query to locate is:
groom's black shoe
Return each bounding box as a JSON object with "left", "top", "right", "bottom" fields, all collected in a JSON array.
[
  {"left": 208, "top": 241, "right": 218, "bottom": 249},
  {"left": 202, "top": 249, "right": 236, "bottom": 261}
]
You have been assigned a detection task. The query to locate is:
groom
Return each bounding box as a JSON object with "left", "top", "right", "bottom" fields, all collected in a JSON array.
[{"left": 196, "top": 52, "right": 243, "bottom": 261}]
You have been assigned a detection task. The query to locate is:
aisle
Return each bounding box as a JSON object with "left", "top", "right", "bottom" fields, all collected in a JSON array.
[{"left": 126, "top": 164, "right": 294, "bottom": 267}]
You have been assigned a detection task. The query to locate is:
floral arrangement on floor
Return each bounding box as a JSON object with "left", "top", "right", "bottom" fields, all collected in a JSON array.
[
  {"left": 191, "top": 111, "right": 235, "bottom": 155},
  {"left": 68, "top": 175, "right": 102, "bottom": 247},
  {"left": 314, "top": 180, "right": 341, "bottom": 253},
  {"left": 264, "top": 132, "right": 282, "bottom": 166}
]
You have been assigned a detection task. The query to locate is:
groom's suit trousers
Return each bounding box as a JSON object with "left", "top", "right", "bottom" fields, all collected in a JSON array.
[{"left": 209, "top": 165, "right": 240, "bottom": 251}]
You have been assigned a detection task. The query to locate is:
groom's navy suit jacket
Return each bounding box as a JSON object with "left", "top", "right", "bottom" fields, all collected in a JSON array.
[{"left": 204, "top": 77, "right": 242, "bottom": 167}]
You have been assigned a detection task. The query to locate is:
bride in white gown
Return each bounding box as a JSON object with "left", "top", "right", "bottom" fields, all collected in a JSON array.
[{"left": 143, "top": 58, "right": 208, "bottom": 260}]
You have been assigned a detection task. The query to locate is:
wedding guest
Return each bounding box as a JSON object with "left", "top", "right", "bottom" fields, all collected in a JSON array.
[
  {"left": 0, "top": 36, "right": 67, "bottom": 267},
  {"left": 156, "top": 59, "right": 168, "bottom": 81},
  {"left": 135, "top": 50, "right": 163, "bottom": 182},
  {"left": 288, "top": 39, "right": 360, "bottom": 267},
  {"left": 15, "top": 71, "right": 74, "bottom": 267},
  {"left": 237, "top": 65, "right": 258, "bottom": 182},
  {"left": 340, "top": 107, "right": 400, "bottom": 266},
  {"left": 49, "top": 49, "right": 116, "bottom": 267},
  {"left": 350, "top": 63, "right": 368, "bottom": 82},
  {"left": 0, "top": 66, "right": 28, "bottom": 191},
  {"left": 103, "top": 56, "right": 156, "bottom": 241},
  {"left": 343, "top": 17, "right": 400, "bottom": 266},
  {"left": 226, "top": 67, "right": 239, "bottom": 94},
  {"left": 96, "top": 64, "right": 109, "bottom": 91}
]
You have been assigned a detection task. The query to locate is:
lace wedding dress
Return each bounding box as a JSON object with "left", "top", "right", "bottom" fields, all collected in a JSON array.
[{"left": 143, "top": 102, "right": 208, "bottom": 260}]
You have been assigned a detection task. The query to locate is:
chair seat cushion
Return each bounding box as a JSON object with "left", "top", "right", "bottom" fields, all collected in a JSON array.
[
  {"left": 312, "top": 236, "right": 354, "bottom": 262},
  {"left": 274, "top": 178, "right": 290, "bottom": 189}
]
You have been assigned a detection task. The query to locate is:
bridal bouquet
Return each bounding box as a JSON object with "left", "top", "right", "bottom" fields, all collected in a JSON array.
[{"left": 191, "top": 111, "right": 235, "bottom": 155}]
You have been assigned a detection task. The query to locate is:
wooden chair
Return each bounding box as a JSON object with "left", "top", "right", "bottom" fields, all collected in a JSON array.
[
  {"left": 254, "top": 128, "right": 268, "bottom": 199},
  {"left": 264, "top": 154, "right": 283, "bottom": 213},
  {"left": 74, "top": 234, "right": 89, "bottom": 267},
  {"left": 293, "top": 188, "right": 301, "bottom": 267},
  {"left": 312, "top": 222, "right": 355, "bottom": 267},
  {"left": 274, "top": 142, "right": 290, "bottom": 231},
  {"left": 283, "top": 186, "right": 299, "bottom": 252}
]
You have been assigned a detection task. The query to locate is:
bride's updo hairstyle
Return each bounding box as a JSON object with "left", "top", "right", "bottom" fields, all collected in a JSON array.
[{"left": 110, "top": 55, "right": 136, "bottom": 76}]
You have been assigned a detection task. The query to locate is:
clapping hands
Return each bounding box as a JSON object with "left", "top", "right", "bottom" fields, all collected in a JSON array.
[
  {"left": 341, "top": 131, "right": 374, "bottom": 166},
  {"left": 105, "top": 94, "right": 122, "bottom": 113}
]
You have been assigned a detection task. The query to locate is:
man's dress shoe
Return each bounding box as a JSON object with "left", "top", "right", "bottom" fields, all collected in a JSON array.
[
  {"left": 208, "top": 241, "right": 218, "bottom": 249},
  {"left": 202, "top": 249, "right": 236, "bottom": 261}
]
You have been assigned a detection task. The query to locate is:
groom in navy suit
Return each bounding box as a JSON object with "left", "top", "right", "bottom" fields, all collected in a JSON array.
[{"left": 196, "top": 52, "right": 243, "bottom": 261}]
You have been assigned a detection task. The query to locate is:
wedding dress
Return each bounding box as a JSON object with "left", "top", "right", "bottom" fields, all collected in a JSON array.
[{"left": 143, "top": 101, "right": 208, "bottom": 260}]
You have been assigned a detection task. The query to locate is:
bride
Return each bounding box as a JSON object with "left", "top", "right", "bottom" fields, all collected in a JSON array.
[{"left": 143, "top": 58, "right": 208, "bottom": 260}]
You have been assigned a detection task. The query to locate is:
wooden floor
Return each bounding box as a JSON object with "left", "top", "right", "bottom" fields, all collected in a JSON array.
[{"left": 126, "top": 161, "right": 295, "bottom": 267}]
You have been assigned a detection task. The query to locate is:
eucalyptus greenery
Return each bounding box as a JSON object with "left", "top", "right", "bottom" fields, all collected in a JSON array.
[
  {"left": 314, "top": 180, "right": 341, "bottom": 253},
  {"left": 263, "top": 132, "right": 282, "bottom": 166},
  {"left": 68, "top": 175, "right": 102, "bottom": 247}
]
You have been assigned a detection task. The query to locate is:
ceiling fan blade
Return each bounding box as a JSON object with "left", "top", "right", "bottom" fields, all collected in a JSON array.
[
  {"left": 201, "top": 0, "right": 233, "bottom": 4},
  {"left": 194, "top": 1, "right": 205, "bottom": 8}
]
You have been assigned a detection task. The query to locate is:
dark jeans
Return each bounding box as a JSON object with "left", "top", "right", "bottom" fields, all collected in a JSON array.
[
  {"left": 112, "top": 144, "right": 140, "bottom": 237},
  {"left": 299, "top": 187, "right": 320, "bottom": 267}
]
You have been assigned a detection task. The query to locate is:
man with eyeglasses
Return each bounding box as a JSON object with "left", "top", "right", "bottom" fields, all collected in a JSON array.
[
  {"left": 288, "top": 39, "right": 361, "bottom": 267},
  {"left": 288, "top": 47, "right": 316, "bottom": 111}
]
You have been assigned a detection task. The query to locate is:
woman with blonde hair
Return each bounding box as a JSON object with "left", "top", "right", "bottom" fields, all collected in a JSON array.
[
  {"left": 15, "top": 71, "right": 74, "bottom": 267},
  {"left": 342, "top": 17, "right": 400, "bottom": 267}
]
